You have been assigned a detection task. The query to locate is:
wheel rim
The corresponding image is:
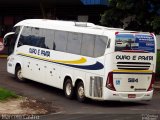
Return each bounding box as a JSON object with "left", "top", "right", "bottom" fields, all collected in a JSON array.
[
  {"left": 17, "top": 69, "right": 23, "bottom": 80},
  {"left": 66, "top": 82, "right": 72, "bottom": 96},
  {"left": 78, "top": 86, "right": 84, "bottom": 99}
]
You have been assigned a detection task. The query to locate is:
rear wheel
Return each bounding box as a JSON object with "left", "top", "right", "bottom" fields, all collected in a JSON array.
[
  {"left": 76, "top": 81, "right": 86, "bottom": 102},
  {"left": 64, "top": 79, "right": 74, "bottom": 99},
  {"left": 15, "top": 66, "right": 25, "bottom": 82}
]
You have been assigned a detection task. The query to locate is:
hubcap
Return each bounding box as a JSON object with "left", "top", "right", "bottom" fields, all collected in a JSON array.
[
  {"left": 17, "top": 69, "right": 23, "bottom": 80},
  {"left": 78, "top": 86, "right": 84, "bottom": 98},
  {"left": 66, "top": 83, "right": 72, "bottom": 96}
]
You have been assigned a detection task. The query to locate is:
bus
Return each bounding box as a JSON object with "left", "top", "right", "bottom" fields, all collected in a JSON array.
[{"left": 3, "top": 19, "right": 157, "bottom": 102}]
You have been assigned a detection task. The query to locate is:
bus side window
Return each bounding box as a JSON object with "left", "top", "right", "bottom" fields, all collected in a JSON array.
[
  {"left": 11, "top": 26, "right": 21, "bottom": 47},
  {"left": 17, "top": 35, "right": 24, "bottom": 47},
  {"left": 81, "top": 34, "right": 95, "bottom": 57},
  {"left": 67, "top": 32, "right": 82, "bottom": 54},
  {"left": 54, "top": 31, "right": 68, "bottom": 52},
  {"left": 18, "top": 26, "right": 32, "bottom": 47},
  {"left": 94, "top": 36, "right": 108, "bottom": 57},
  {"left": 42, "top": 29, "right": 54, "bottom": 50}
]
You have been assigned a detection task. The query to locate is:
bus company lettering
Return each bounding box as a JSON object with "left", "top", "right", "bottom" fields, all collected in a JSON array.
[
  {"left": 138, "top": 56, "right": 153, "bottom": 61},
  {"left": 116, "top": 55, "right": 130, "bottom": 60},
  {"left": 29, "top": 48, "right": 50, "bottom": 57},
  {"left": 116, "top": 55, "right": 153, "bottom": 61}
]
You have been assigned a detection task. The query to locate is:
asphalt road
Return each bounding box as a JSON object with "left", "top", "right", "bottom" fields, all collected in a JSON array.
[{"left": 0, "top": 58, "right": 160, "bottom": 120}]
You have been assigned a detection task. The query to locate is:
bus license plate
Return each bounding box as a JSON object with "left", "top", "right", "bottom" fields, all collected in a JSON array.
[{"left": 128, "top": 94, "right": 136, "bottom": 98}]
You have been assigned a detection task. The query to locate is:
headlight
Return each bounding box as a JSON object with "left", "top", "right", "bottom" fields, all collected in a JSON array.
[
  {"left": 7, "top": 56, "right": 10, "bottom": 61},
  {"left": 7, "top": 56, "right": 14, "bottom": 62}
]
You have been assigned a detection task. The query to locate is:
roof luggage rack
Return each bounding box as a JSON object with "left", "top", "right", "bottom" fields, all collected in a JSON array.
[{"left": 74, "top": 22, "right": 95, "bottom": 27}]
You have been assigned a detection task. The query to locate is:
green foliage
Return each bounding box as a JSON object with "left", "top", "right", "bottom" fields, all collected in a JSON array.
[
  {"left": 100, "top": 0, "right": 160, "bottom": 33},
  {"left": 151, "top": 16, "right": 160, "bottom": 33},
  {"left": 100, "top": 9, "right": 124, "bottom": 27},
  {"left": 0, "top": 87, "right": 18, "bottom": 101},
  {"left": 156, "top": 51, "right": 160, "bottom": 79}
]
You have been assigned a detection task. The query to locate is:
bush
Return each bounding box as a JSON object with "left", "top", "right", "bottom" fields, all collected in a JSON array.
[{"left": 156, "top": 51, "right": 160, "bottom": 80}]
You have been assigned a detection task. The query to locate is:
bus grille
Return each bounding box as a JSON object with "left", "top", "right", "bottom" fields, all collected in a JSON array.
[
  {"left": 89, "top": 77, "right": 103, "bottom": 98},
  {"left": 117, "top": 62, "right": 151, "bottom": 70}
]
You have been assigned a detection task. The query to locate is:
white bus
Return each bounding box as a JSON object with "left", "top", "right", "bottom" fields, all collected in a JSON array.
[{"left": 3, "top": 19, "right": 157, "bottom": 102}]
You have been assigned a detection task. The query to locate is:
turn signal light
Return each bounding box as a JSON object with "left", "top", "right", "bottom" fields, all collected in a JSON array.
[
  {"left": 106, "top": 72, "right": 116, "bottom": 91},
  {"left": 147, "top": 73, "right": 155, "bottom": 91}
]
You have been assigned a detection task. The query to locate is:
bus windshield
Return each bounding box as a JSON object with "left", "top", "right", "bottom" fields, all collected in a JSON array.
[
  {"left": 115, "top": 33, "right": 155, "bottom": 53},
  {"left": 3, "top": 26, "right": 21, "bottom": 54}
]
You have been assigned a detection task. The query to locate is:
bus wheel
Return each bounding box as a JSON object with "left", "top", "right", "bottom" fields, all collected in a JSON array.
[
  {"left": 64, "top": 79, "right": 74, "bottom": 99},
  {"left": 15, "top": 66, "right": 25, "bottom": 82},
  {"left": 76, "top": 81, "right": 86, "bottom": 102}
]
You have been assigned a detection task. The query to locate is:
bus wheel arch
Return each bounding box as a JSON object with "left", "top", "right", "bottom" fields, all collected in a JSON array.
[
  {"left": 63, "top": 76, "right": 74, "bottom": 99},
  {"left": 75, "top": 79, "right": 86, "bottom": 102},
  {"left": 15, "top": 63, "right": 25, "bottom": 82}
]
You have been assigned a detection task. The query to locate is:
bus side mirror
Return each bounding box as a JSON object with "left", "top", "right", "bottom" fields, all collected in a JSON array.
[{"left": 3, "top": 32, "right": 15, "bottom": 47}]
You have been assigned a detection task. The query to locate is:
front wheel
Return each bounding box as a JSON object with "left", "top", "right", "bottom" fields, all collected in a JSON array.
[
  {"left": 76, "top": 81, "right": 86, "bottom": 102},
  {"left": 15, "top": 66, "right": 25, "bottom": 82}
]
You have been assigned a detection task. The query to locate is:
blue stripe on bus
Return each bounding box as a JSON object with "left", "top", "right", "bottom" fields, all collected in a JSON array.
[
  {"left": 57, "top": 61, "right": 104, "bottom": 70},
  {"left": 17, "top": 54, "right": 104, "bottom": 70}
]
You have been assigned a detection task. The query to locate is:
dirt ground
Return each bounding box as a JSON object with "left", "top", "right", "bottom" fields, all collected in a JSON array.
[{"left": 0, "top": 97, "right": 59, "bottom": 114}]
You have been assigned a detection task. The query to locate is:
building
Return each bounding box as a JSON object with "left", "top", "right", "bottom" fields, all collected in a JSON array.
[{"left": 0, "top": 0, "right": 108, "bottom": 55}]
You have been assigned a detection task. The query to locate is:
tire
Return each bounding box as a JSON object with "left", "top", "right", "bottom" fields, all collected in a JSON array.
[
  {"left": 15, "top": 66, "right": 25, "bottom": 82},
  {"left": 64, "top": 79, "right": 74, "bottom": 99},
  {"left": 76, "top": 81, "right": 86, "bottom": 103}
]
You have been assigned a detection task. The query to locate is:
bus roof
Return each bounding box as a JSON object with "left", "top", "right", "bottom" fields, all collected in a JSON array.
[
  {"left": 14, "top": 19, "right": 149, "bottom": 35},
  {"left": 15, "top": 19, "right": 126, "bottom": 35}
]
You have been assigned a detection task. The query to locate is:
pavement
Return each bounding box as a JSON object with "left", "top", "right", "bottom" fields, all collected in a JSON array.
[{"left": 1, "top": 55, "right": 160, "bottom": 90}]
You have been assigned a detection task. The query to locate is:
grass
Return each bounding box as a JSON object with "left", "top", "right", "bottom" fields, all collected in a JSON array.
[
  {"left": 156, "top": 50, "right": 160, "bottom": 80},
  {"left": 0, "top": 87, "right": 18, "bottom": 101}
]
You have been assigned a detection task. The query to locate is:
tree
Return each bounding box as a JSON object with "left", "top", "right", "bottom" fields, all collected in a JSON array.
[{"left": 100, "top": 0, "right": 160, "bottom": 34}]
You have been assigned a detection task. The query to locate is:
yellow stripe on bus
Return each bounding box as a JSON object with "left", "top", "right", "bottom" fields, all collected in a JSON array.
[
  {"left": 53, "top": 57, "right": 87, "bottom": 64},
  {"left": 113, "top": 70, "right": 153, "bottom": 73},
  {"left": 17, "top": 53, "right": 87, "bottom": 65}
]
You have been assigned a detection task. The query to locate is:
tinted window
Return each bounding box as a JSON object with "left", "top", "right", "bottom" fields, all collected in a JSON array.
[
  {"left": 54, "top": 31, "right": 68, "bottom": 52},
  {"left": 18, "top": 27, "right": 108, "bottom": 57},
  {"left": 18, "top": 27, "right": 54, "bottom": 49},
  {"left": 81, "top": 34, "right": 95, "bottom": 57},
  {"left": 30, "top": 27, "right": 44, "bottom": 47},
  {"left": 43, "top": 29, "right": 55, "bottom": 50},
  {"left": 67, "top": 32, "right": 82, "bottom": 54},
  {"left": 6, "top": 26, "right": 21, "bottom": 54},
  {"left": 18, "top": 26, "right": 32, "bottom": 47},
  {"left": 12, "top": 26, "right": 21, "bottom": 44},
  {"left": 39, "top": 29, "right": 54, "bottom": 49},
  {"left": 94, "top": 36, "right": 108, "bottom": 57}
]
